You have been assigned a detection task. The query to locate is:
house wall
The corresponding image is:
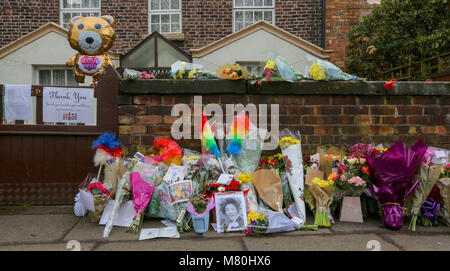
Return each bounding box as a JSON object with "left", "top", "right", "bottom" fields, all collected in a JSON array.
[
  {"left": 0, "top": 0, "right": 324, "bottom": 55},
  {"left": 0, "top": 32, "right": 119, "bottom": 85},
  {"left": 192, "top": 29, "right": 324, "bottom": 75}
]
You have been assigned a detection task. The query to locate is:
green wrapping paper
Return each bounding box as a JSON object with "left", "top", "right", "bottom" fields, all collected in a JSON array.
[{"left": 406, "top": 163, "right": 444, "bottom": 231}]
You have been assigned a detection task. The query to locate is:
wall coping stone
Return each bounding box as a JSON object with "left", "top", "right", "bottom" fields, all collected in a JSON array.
[{"left": 119, "top": 79, "right": 450, "bottom": 96}]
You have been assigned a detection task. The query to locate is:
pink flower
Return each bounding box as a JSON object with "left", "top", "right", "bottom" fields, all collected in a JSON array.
[
  {"left": 348, "top": 176, "right": 365, "bottom": 187},
  {"left": 340, "top": 175, "right": 346, "bottom": 181}
]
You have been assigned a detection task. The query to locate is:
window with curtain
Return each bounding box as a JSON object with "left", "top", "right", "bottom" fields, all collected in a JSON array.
[
  {"left": 38, "top": 68, "right": 79, "bottom": 86},
  {"left": 60, "top": 0, "right": 101, "bottom": 29},
  {"left": 149, "top": 0, "right": 182, "bottom": 33},
  {"left": 233, "top": 0, "right": 275, "bottom": 32}
]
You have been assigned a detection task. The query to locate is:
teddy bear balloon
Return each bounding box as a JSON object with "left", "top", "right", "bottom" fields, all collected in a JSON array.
[{"left": 66, "top": 15, "right": 116, "bottom": 83}]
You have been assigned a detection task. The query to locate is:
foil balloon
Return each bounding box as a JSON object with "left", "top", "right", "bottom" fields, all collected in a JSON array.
[{"left": 66, "top": 15, "right": 116, "bottom": 83}]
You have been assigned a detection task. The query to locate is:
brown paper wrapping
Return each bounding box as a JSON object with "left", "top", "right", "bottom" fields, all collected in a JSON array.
[
  {"left": 405, "top": 163, "right": 444, "bottom": 216},
  {"left": 253, "top": 169, "right": 283, "bottom": 212},
  {"left": 104, "top": 160, "right": 127, "bottom": 199},
  {"left": 437, "top": 177, "right": 450, "bottom": 225},
  {"left": 317, "top": 146, "right": 344, "bottom": 178},
  {"left": 309, "top": 183, "right": 334, "bottom": 213}
]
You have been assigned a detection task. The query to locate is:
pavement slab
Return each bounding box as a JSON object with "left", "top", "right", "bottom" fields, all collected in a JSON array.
[
  {"left": 380, "top": 234, "right": 450, "bottom": 251},
  {"left": 0, "top": 214, "right": 79, "bottom": 244},
  {"left": 64, "top": 216, "right": 198, "bottom": 242},
  {"left": 0, "top": 241, "right": 96, "bottom": 251},
  {"left": 94, "top": 238, "right": 245, "bottom": 251},
  {"left": 242, "top": 233, "right": 401, "bottom": 251}
]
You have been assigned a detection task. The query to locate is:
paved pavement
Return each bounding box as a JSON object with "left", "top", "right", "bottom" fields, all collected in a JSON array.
[{"left": 0, "top": 205, "right": 449, "bottom": 251}]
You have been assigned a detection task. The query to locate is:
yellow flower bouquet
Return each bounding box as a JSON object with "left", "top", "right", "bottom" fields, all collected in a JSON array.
[{"left": 309, "top": 176, "right": 336, "bottom": 227}]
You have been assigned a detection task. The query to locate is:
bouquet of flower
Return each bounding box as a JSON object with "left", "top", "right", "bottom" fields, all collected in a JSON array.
[
  {"left": 278, "top": 128, "right": 307, "bottom": 227},
  {"left": 308, "top": 59, "right": 358, "bottom": 81},
  {"left": 204, "top": 178, "right": 243, "bottom": 200},
  {"left": 245, "top": 210, "right": 269, "bottom": 236},
  {"left": 102, "top": 154, "right": 141, "bottom": 238},
  {"left": 418, "top": 185, "right": 443, "bottom": 227},
  {"left": 335, "top": 156, "right": 370, "bottom": 197},
  {"left": 263, "top": 51, "right": 304, "bottom": 82},
  {"left": 216, "top": 63, "right": 251, "bottom": 80},
  {"left": 309, "top": 177, "right": 336, "bottom": 227},
  {"left": 407, "top": 148, "right": 446, "bottom": 231},
  {"left": 437, "top": 174, "right": 450, "bottom": 226},
  {"left": 366, "top": 140, "right": 427, "bottom": 230},
  {"left": 87, "top": 181, "right": 111, "bottom": 223},
  {"left": 171, "top": 60, "right": 206, "bottom": 79},
  {"left": 126, "top": 171, "right": 154, "bottom": 234},
  {"left": 187, "top": 194, "right": 215, "bottom": 217}
]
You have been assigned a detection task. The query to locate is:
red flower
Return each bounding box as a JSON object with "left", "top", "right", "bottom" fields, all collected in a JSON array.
[
  {"left": 384, "top": 79, "right": 396, "bottom": 90},
  {"left": 426, "top": 79, "right": 432, "bottom": 82}
]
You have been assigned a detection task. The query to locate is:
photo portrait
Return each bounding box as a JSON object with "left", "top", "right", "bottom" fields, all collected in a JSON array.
[{"left": 214, "top": 192, "right": 247, "bottom": 233}]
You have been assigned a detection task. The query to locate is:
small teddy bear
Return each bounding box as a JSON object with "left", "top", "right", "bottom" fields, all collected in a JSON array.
[{"left": 66, "top": 15, "right": 116, "bottom": 83}]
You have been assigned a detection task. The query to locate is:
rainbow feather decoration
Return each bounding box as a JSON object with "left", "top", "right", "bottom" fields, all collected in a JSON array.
[
  {"left": 201, "top": 113, "right": 221, "bottom": 158},
  {"left": 226, "top": 112, "right": 249, "bottom": 156}
]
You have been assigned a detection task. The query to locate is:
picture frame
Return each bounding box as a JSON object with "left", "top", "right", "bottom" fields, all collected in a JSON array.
[
  {"left": 214, "top": 192, "right": 247, "bottom": 233},
  {"left": 168, "top": 180, "right": 192, "bottom": 204}
]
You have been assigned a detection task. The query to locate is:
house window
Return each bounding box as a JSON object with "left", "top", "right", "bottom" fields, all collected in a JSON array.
[
  {"left": 149, "top": 0, "right": 182, "bottom": 34},
  {"left": 237, "top": 61, "right": 265, "bottom": 76},
  {"left": 37, "top": 68, "right": 79, "bottom": 86},
  {"left": 60, "top": 0, "right": 101, "bottom": 29},
  {"left": 233, "top": 0, "right": 275, "bottom": 32}
]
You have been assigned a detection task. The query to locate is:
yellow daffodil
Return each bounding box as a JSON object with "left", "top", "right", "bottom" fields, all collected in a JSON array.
[
  {"left": 312, "top": 177, "right": 335, "bottom": 188},
  {"left": 279, "top": 136, "right": 300, "bottom": 148},
  {"left": 238, "top": 173, "right": 253, "bottom": 183},
  {"left": 309, "top": 62, "right": 327, "bottom": 81},
  {"left": 265, "top": 60, "right": 276, "bottom": 70}
]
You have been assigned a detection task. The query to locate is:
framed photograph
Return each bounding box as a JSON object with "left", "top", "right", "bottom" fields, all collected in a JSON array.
[
  {"left": 168, "top": 180, "right": 192, "bottom": 204},
  {"left": 215, "top": 192, "right": 247, "bottom": 233}
]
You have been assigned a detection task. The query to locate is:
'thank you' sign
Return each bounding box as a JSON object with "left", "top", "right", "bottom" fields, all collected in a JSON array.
[{"left": 43, "top": 87, "right": 94, "bottom": 124}]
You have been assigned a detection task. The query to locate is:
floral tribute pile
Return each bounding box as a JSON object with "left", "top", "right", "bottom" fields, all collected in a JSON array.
[{"left": 74, "top": 117, "right": 449, "bottom": 239}]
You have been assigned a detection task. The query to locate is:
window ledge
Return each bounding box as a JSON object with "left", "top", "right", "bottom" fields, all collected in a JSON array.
[{"left": 162, "top": 33, "right": 185, "bottom": 41}]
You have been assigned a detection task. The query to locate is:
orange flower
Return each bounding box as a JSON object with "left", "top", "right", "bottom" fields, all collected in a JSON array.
[
  {"left": 361, "top": 165, "right": 370, "bottom": 176},
  {"left": 327, "top": 172, "right": 339, "bottom": 181},
  {"left": 268, "top": 157, "right": 276, "bottom": 165}
]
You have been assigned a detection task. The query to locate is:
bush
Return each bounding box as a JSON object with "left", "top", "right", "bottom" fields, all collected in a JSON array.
[{"left": 345, "top": 0, "right": 450, "bottom": 80}]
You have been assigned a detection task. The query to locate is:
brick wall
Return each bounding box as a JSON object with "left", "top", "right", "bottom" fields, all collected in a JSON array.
[
  {"left": 117, "top": 81, "right": 450, "bottom": 156},
  {"left": 102, "top": 0, "right": 148, "bottom": 53},
  {"left": 276, "top": 0, "right": 323, "bottom": 48},
  {"left": 325, "top": 0, "right": 378, "bottom": 69},
  {"left": 0, "top": 0, "right": 59, "bottom": 48},
  {"left": 0, "top": 0, "right": 324, "bottom": 55}
]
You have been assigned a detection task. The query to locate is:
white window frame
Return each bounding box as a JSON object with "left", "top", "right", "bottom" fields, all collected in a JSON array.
[
  {"left": 60, "top": 0, "right": 101, "bottom": 29},
  {"left": 232, "top": 0, "right": 275, "bottom": 32},
  {"left": 34, "top": 66, "right": 79, "bottom": 87},
  {"left": 148, "top": 0, "right": 182, "bottom": 34}
]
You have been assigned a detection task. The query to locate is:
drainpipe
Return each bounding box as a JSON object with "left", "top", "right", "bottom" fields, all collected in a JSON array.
[{"left": 322, "top": 0, "right": 326, "bottom": 49}]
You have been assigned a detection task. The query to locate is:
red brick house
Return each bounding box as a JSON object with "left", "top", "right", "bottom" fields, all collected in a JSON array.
[{"left": 0, "top": 0, "right": 379, "bottom": 69}]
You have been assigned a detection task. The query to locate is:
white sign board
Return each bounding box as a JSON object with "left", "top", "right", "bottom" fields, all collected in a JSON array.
[{"left": 43, "top": 87, "right": 94, "bottom": 124}]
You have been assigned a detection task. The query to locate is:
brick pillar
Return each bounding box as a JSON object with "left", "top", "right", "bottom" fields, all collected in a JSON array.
[{"left": 325, "top": 0, "right": 379, "bottom": 69}]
